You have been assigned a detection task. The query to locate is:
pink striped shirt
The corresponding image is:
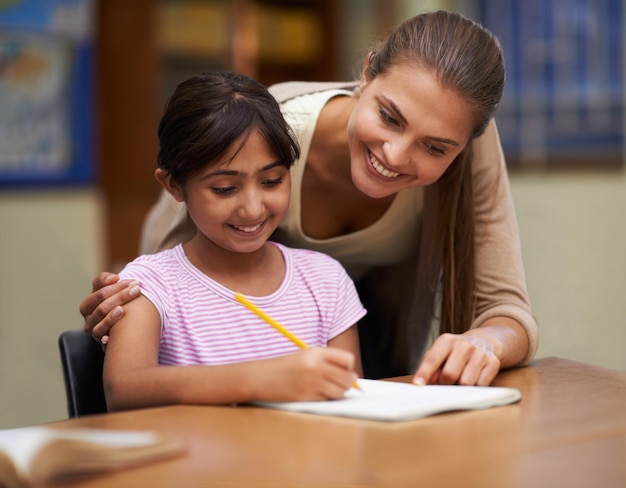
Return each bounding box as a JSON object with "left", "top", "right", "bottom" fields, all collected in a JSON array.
[{"left": 118, "top": 243, "right": 366, "bottom": 365}]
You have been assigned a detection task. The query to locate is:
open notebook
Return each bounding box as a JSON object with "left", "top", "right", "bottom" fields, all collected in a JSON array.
[
  {"left": 0, "top": 426, "right": 184, "bottom": 487},
  {"left": 253, "top": 379, "right": 521, "bottom": 422}
]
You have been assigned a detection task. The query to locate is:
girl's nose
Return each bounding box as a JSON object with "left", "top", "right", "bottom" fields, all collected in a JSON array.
[{"left": 237, "top": 189, "right": 264, "bottom": 220}]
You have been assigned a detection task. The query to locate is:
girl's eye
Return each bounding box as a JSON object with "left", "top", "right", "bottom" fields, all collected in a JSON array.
[
  {"left": 211, "top": 186, "right": 236, "bottom": 195},
  {"left": 262, "top": 177, "right": 283, "bottom": 187},
  {"left": 378, "top": 107, "right": 399, "bottom": 126}
]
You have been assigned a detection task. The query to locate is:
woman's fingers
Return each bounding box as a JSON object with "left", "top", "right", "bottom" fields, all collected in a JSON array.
[
  {"left": 476, "top": 356, "right": 500, "bottom": 386},
  {"left": 80, "top": 275, "right": 141, "bottom": 337},
  {"left": 79, "top": 272, "right": 119, "bottom": 318},
  {"left": 412, "top": 333, "right": 501, "bottom": 386},
  {"left": 412, "top": 333, "right": 455, "bottom": 385}
]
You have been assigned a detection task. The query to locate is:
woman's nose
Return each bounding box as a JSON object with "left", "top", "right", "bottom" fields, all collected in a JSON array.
[{"left": 382, "top": 139, "right": 412, "bottom": 168}]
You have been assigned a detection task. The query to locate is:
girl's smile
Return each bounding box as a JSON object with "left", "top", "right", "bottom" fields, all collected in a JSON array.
[
  {"left": 159, "top": 129, "right": 291, "bottom": 264},
  {"left": 230, "top": 221, "right": 265, "bottom": 234}
]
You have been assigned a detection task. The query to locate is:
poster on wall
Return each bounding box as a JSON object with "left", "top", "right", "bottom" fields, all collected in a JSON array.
[
  {"left": 479, "top": 0, "right": 623, "bottom": 169},
  {"left": 0, "top": 0, "right": 95, "bottom": 187}
]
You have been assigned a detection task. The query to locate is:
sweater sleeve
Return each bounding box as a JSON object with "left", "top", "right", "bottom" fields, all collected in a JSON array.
[
  {"left": 470, "top": 120, "right": 539, "bottom": 365},
  {"left": 138, "top": 190, "right": 195, "bottom": 255}
]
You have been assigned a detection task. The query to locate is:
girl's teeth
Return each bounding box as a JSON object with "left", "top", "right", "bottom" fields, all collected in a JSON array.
[
  {"left": 370, "top": 153, "right": 400, "bottom": 178},
  {"left": 234, "top": 223, "right": 262, "bottom": 233}
]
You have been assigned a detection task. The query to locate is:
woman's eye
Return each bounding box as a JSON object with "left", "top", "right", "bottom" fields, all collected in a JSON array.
[
  {"left": 378, "top": 107, "right": 399, "bottom": 126},
  {"left": 425, "top": 144, "right": 446, "bottom": 156}
]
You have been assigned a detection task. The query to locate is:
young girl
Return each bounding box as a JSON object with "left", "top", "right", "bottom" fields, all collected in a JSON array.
[{"left": 103, "top": 71, "right": 365, "bottom": 412}]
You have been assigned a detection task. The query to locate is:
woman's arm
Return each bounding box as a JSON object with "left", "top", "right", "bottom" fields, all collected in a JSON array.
[
  {"left": 469, "top": 120, "right": 538, "bottom": 363},
  {"left": 103, "top": 296, "right": 359, "bottom": 411},
  {"left": 413, "top": 121, "right": 537, "bottom": 386}
]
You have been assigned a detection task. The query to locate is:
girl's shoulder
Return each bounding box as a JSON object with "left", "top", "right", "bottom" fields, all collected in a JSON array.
[
  {"left": 126, "top": 245, "right": 180, "bottom": 265},
  {"left": 119, "top": 245, "right": 183, "bottom": 281},
  {"left": 274, "top": 242, "right": 348, "bottom": 279}
]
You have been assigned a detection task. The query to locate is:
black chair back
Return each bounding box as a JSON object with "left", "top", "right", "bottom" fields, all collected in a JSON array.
[{"left": 58, "top": 329, "right": 107, "bottom": 417}]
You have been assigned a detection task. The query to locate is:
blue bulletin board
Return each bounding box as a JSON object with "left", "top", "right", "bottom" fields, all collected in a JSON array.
[
  {"left": 478, "top": 0, "right": 623, "bottom": 169},
  {"left": 0, "top": 0, "right": 96, "bottom": 187}
]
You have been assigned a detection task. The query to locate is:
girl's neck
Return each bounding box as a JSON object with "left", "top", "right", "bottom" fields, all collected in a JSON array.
[{"left": 182, "top": 238, "right": 285, "bottom": 296}]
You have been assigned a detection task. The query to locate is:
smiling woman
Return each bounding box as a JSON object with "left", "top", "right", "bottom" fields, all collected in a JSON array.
[
  {"left": 81, "top": 10, "right": 538, "bottom": 388},
  {"left": 347, "top": 65, "right": 473, "bottom": 197}
]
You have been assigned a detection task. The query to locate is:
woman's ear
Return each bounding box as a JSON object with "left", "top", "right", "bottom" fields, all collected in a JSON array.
[
  {"left": 155, "top": 168, "right": 184, "bottom": 202},
  {"left": 359, "top": 51, "right": 374, "bottom": 91}
]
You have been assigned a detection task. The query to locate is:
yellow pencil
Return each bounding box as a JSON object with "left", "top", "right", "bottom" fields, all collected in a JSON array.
[{"left": 234, "top": 293, "right": 362, "bottom": 391}]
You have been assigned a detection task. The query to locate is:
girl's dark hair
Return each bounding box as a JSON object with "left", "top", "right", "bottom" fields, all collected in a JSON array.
[
  {"left": 157, "top": 71, "right": 300, "bottom": 186},
  {"left": 367, "top": 10, "right": 505, "bottom": 336}
]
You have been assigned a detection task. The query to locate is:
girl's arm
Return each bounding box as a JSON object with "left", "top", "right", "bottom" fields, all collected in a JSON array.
[
  {"left": 103, "top": 296, "right": 359, "bottom": 412},
  {"left": 327, "top": 325, "right": 363, "bottom": 378}
]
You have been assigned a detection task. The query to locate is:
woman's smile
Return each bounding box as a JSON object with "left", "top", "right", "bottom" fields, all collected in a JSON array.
[{"left": 368, "top": 150, "right": 401, "bottom": 179}]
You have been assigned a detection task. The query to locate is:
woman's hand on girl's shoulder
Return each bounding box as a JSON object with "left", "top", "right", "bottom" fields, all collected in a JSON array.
[{"left": 79, "top": 272, "right": 142, "bottom": 344}]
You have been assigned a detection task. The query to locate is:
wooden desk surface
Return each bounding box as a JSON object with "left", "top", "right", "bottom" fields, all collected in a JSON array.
[{"left": 52, "top": 357, "right": 626, "bottom": 487}]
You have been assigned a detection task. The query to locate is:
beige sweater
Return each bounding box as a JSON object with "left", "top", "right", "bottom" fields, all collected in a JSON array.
[{"left": 139, "top": 81, "right": 538, "bottom": 377}]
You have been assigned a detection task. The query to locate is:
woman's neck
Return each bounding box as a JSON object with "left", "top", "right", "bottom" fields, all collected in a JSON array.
[
  {"left": 310, "top": 95, "right": 354, "bottom": 179},
  {"left": 301, "top": 95, "right": 396, "bottom": 239}
]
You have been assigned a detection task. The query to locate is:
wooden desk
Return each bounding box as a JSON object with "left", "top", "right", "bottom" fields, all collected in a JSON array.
[{"left": 51, "top": 357, "right": 626, "bottom": 487}]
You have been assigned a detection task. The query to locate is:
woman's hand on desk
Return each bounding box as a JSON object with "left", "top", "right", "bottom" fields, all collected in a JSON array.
[
  {"left": 79, "top": 272, "right": 142, "bottom": 345},
  {"left": 412, "top": 331, "right": 502, "bottom": 387},
  {"left": 412, "top": 317, "right": 529, "bottom": 386}
]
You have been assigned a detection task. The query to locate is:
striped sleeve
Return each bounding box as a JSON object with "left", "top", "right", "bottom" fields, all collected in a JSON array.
[{"left": 118, "top": 254, "right": 173, "bottom": 330}]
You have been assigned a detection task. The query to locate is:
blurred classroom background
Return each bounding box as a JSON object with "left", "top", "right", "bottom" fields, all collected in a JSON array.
[{"left": 1, "top": 0, "right": 625, "bottom": 428}]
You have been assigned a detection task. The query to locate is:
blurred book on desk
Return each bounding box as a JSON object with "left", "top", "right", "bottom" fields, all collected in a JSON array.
[{"left": 0, "top": 426, "right": 184, "bottom": 487}]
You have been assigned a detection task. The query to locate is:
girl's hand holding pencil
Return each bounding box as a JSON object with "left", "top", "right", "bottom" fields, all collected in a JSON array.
[
  {"left": 235, "top": 293, "right": 362, "bottom": 397},
  {"left": 250, "top": 348, "right": 360, "bottom": 402}
]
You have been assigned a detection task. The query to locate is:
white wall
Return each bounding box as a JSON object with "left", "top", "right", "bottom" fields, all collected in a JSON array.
[
  {"left": 511, "top": 171, "right": 626, "bottom": 372},
  {"left": 0, "top": 190, "right": 104, "bottom": 428}
]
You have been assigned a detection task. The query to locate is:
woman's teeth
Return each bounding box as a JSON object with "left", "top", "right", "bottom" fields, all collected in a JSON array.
[
  {"left": 234, "top": 223, "right": 262, "bottom": 233},
  {"left": 370, "top": 152, "right": 400, "bottom": 178}
]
